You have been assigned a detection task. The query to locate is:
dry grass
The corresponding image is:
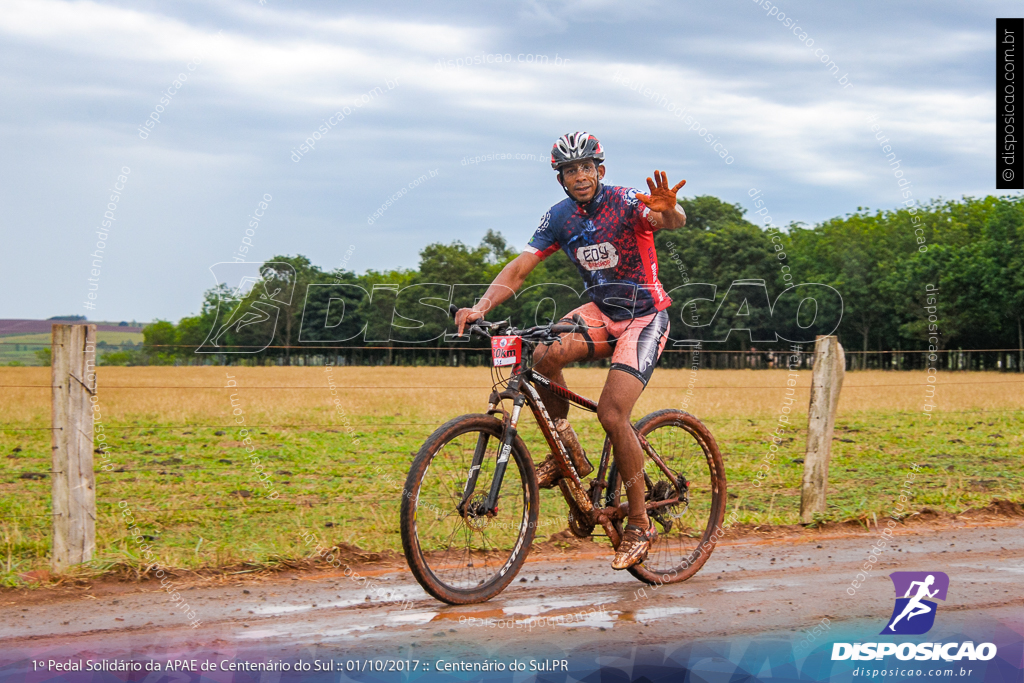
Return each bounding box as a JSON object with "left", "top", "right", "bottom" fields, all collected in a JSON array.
[
  {"left": 0, "top": 366, "right": 1021, "bottom": 580},
  {"left": 2, "top": 366, "right": 1020, "bottom": 426}
]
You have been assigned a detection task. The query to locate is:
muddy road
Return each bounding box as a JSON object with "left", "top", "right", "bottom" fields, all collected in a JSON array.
[{"left": 1, "top": 519, "right": 1022, "bottom": 666}]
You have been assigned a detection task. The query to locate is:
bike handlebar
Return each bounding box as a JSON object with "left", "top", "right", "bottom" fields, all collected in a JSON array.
[{"left": 448, "top": 304, "right": 588, "bottom": 344}]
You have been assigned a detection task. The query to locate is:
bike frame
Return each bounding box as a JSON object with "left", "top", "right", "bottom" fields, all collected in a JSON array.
[{"left": 458, "top": 359, "right": 685, "bottom": 546}]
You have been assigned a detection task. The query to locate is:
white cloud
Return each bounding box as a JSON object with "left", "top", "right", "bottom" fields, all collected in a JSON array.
[{"left": 1, "top": 0, "right": 1016, "bottom": 320}]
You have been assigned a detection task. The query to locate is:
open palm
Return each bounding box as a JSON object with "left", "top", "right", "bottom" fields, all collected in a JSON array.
[{"left": 636, "top": 170, "right": 686, "bottom": 212}]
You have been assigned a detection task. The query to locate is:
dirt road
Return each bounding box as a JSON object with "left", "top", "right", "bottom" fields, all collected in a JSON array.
[{"left": 1, "top": 519, "right": 1022, "bottom": 669}]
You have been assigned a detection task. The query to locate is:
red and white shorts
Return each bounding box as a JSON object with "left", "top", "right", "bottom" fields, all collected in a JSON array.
[{"left": 560, "top": 302, "right": 670, "bottom": 387}]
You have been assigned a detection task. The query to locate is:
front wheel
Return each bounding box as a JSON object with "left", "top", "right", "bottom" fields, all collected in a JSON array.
[
  {"left": 400, "top": 414, "right": 539, "bottom": 604},
  {"left": 607, "top": 409, "right": 727, "bottom": 585}
]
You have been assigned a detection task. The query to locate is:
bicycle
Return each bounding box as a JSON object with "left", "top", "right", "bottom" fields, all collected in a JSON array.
[{"left": 400, "top": 307, "right": 727, "bottom": 604}]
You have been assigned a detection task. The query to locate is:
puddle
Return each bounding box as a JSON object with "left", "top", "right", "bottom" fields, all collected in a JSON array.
[
  {"left": 251, "top": 598, "right": 363, "bottom": 615},
  {"left": 710, "top": 584, "right": 765, "bottom": 593},
  {"left": 500, "top": 594, "right": 617, "bottom": 617},
  {"left": 431, "top": 608, "right": 505, "bottom": 622},
  {"left": 387, "top": 611, "right": 438, "bottom": 626},
  {"left": 237, "top": 628, "right": 284, "bottom": 639},
  {"left": 635, "top": 606, "right": 700, "bottom": 622},
  {"left": 250, "top": 604, "right": 318, "bottom": 616},
  {"left": 553, "top": 611, "right": 618, "bottom": 629},
  {"left": 237, "top": 608, "right": 434, "bottom": 642},
  {"left": 617, "top": 606, "right": 701, "bottom": 623},
  {"left": 459, "top": 608, "right": 621, "bottom": 631},
  {"left": 238, "top": 623, "right": 375, "bottom": 640},
  {"left": 251, "top": 588, "right": 423, "bottom": 616},
  {"left": 429, "top": 596, "right": 620, "bottom": 630}
]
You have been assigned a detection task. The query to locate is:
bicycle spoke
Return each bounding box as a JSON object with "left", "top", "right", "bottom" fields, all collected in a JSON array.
[
  {"left": 609, "top": 411, "right": 725, "bottom": 582},
  {"left": 644, "top": 421, "right": 713, "bottom": 571},
  {"left": 404, "top": 419, "right": 534, "bottom": 597}
]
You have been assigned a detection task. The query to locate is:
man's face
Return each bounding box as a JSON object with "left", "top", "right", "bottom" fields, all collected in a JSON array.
[{"left": 559, "top": 160, "right": 605, "bottom": 202}]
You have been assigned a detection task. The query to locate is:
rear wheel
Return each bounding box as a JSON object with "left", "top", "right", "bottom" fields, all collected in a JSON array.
[
  {"left": 607, "top": 409, "right": 727, "bottom": 585},
  {"left": 400, "top": 414, "right": 539, "bottom": 604}
]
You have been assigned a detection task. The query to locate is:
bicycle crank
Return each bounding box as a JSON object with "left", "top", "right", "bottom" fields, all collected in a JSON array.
[{"left": 559, "top": 479, "right": 595, "bottom": 538}]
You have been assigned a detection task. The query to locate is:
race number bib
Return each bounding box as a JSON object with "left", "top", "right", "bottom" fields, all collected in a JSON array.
[
  {"left": 576, "top": 242, "right": 619, "bottom": 271},
  {"left": 491, "top": 336, "right": 522, "bottom": 367}
]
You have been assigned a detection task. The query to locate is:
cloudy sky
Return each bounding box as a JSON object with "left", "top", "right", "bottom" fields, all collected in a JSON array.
[{"left": 2, "top": 0, "right": 1016, "bottom": 321}]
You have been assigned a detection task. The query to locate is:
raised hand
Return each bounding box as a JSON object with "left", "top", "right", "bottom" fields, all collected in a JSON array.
[{"left": 635, "top": 170, "right": 686, "bottom": 213}]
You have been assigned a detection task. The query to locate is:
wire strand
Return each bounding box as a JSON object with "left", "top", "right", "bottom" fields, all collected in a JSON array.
[{"left": 3, "top": 379, "right": 1024, "bottom": 390}]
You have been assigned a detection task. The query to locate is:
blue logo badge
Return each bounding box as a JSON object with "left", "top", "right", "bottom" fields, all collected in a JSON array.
[{"left": 882, "top": 571, "right": 949, "bottom": 635}]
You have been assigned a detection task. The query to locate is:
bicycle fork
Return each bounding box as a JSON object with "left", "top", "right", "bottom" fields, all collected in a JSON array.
[
  {"left": 458, "top": 394, "right": 526, "bottom": 516},
  {"left": 457, "top": 382, "right": 593, "bottom": 522}
]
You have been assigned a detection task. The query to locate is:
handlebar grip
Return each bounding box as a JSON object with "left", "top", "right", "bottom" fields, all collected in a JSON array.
[
  {"left": 571, "top": 313, "right": 589, "bottom": 330},
  {"left": 450, "top": 303, "right": 480, "bottom": 337},
  {"left": 451, "top": 304, "right": 500, "bottom": 337},
  {"left": 550, "top": 323, "right": 577, "bottom": 335}
]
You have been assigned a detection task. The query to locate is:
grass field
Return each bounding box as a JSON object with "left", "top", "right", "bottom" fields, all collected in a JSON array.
[{"left": 0, "top": 366, "right": 1021, "bottom": 585}]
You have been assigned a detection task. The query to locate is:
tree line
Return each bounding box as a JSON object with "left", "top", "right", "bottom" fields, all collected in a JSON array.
[{"left": 114, "top": 194, "right": 1022, "bottom": 371}]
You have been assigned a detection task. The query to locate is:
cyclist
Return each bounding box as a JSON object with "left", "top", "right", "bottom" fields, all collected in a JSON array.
[{"left": 456, "top": 131, "right": 686, "bottom": 570}]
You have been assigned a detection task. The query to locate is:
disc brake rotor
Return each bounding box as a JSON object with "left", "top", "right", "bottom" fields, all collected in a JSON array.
[{"left": 463, "top": 494, "right": 492, "bottom": 532}]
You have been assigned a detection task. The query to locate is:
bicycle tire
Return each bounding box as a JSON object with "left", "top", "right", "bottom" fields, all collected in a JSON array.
[
  {"left": 607, "top": 409, "right": 727, "bottom": 585},
  {"left": 400, "top": 413, "right": 540, "bottom": 604}
]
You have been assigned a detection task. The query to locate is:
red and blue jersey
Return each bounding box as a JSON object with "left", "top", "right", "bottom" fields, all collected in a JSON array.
[{"left": 524, "top": 185, "right": 672, "bottom": 321}]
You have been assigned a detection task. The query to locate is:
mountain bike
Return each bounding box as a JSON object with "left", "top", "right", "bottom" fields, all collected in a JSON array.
[{"left": 399, "top": 308, "right": 727, "bottom": 604}]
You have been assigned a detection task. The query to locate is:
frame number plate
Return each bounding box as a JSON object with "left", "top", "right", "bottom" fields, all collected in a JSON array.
[{"left": 491, "top": 336, "right": 522, "bottom": 367}]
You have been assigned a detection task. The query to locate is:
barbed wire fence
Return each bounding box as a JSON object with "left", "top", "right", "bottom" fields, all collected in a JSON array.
[
  {"left": 4, "top": 340, "right": 1024, "bottom": 371},
  {"left": 1, "top": 329, "right": 1021, "bottom": 576}
]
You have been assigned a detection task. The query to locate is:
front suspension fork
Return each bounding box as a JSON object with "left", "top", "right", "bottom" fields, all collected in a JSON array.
[{"left": 458, "top": 394, "right": 525, "bottom": 516}]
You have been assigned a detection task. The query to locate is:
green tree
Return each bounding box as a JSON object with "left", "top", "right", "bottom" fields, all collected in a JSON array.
[
  {"left": 177, "top": 284, "right": 233, "bottom": 364},
  {"left": 161, "top": 194, "right": 1024, "bottom": 367},
  {"left": 299, "top": 269, "right": 368, "bottom": 345},
  {"left": 141, "top": 320, "right": 178, "bottom": 365},
  {"left": 653, "top": 196, "right": 779, "bottom": 346},
  {"left": 262, "top": 256, "right": 324, "bottom": 364},
  {"left": 787, "top": 211, "right": 904, "bottom": 361}
]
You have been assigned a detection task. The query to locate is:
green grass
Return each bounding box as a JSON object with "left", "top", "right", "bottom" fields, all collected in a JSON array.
[{"left": 1, "top": 409, "right": 1021, "bottom": 585}]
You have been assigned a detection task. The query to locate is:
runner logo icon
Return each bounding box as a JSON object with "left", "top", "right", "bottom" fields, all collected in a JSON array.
[{"left": 882, "top": 571, "right": 949, "bottom": 635}]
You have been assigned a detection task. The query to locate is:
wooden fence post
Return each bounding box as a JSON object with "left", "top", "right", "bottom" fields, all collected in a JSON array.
[
  {"left": 51, "top": 324, "right": 97, "bottom": 570},
  {"left": 800, "top": 335, "right": 845, "bottom": 523}
]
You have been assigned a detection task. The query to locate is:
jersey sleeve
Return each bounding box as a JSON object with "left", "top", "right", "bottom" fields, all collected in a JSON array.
[
  {"left": 624, "top": 187, "right": 658, "bottom": 232},
  {"left": 524, "top": 210, "right": 561, "bottom": 260}
]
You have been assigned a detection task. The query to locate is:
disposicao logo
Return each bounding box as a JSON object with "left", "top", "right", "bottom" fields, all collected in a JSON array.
[
  {"left": 831, "top": 642, "right": 997, "bottom": 662},
  {"left": 883, "top": 571, "right": 948, "bottom": 635},
  {"left": 831, "top": 571, "right": 998, "bottom": 662}
]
